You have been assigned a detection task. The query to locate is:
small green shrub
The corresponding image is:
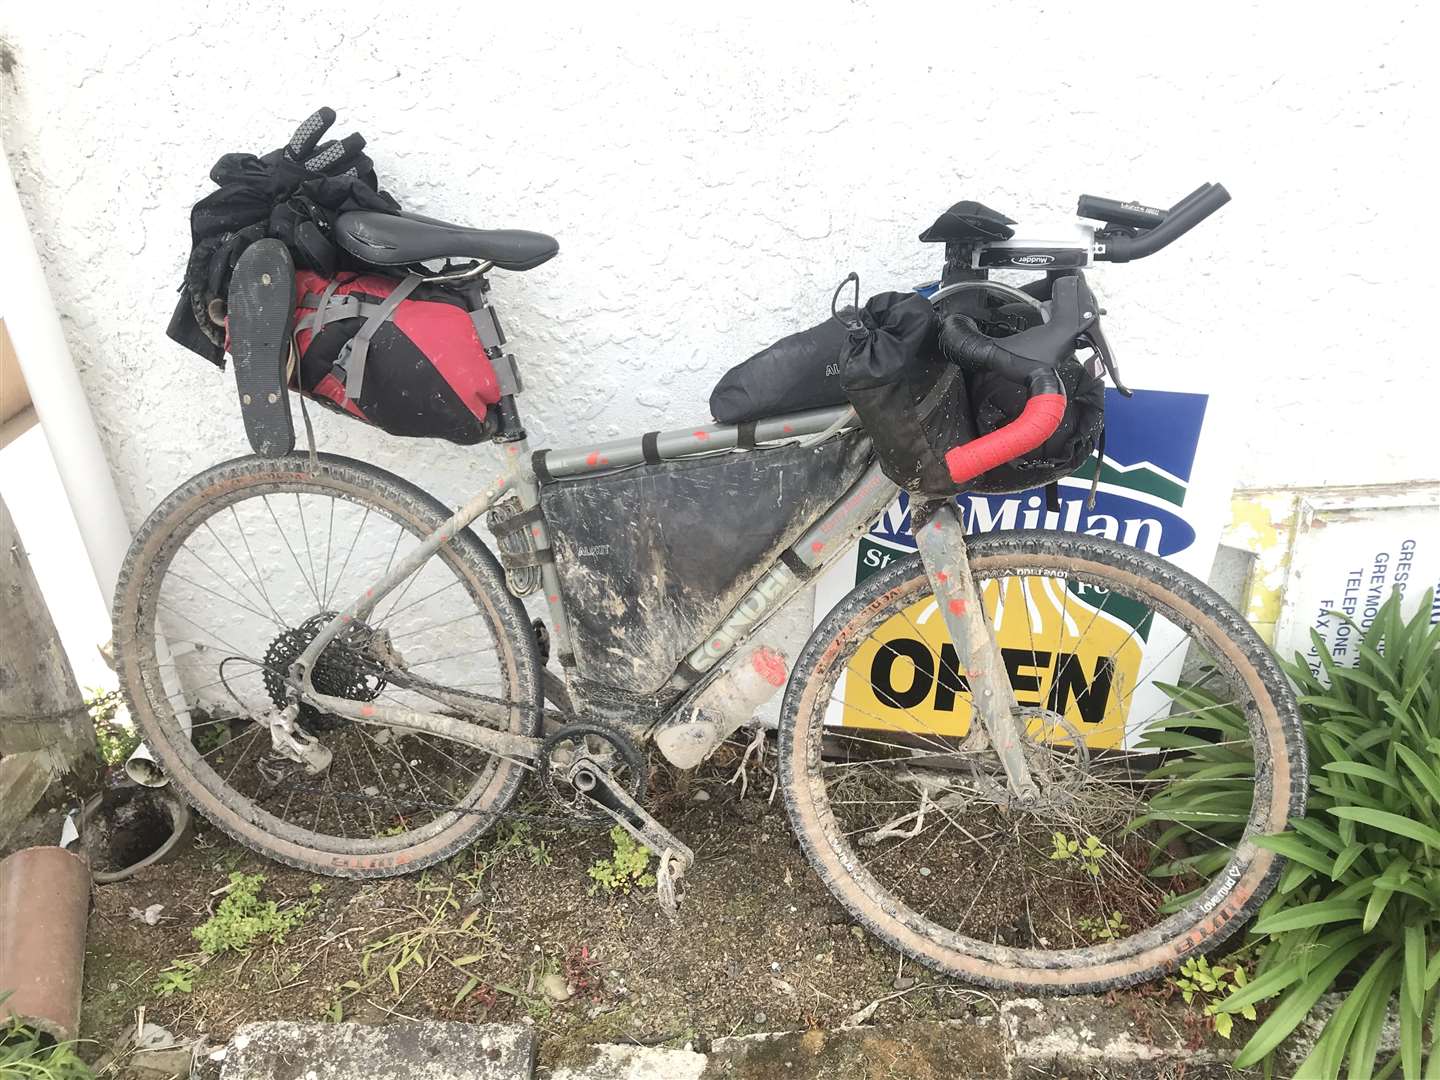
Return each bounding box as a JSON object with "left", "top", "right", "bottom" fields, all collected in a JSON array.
[
  {"left": 151, "top": 958, "right": 201, "bottom": 996},
  {"left": 87, "top": 687, "right": 138, "bottom": 767},
  {"left": 1161, "top": 589, "right": 1439, "bottom": 1077},
  {"left": 192, "top": 872, "right": 310, "bottom": 954},
  {"left": 1170, "top": 954, "right": 1255, "bottom": 1039},
  {"left": 587, "top": 826, "right": 655, "bottom": 895},
  {"left": 1078, "top": 910, "right": 1129, "bottom": 942}
]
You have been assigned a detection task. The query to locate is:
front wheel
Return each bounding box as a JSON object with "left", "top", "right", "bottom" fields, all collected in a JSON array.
[{"left": 780, "top": 530, "right": 1306, "bottom": 993}]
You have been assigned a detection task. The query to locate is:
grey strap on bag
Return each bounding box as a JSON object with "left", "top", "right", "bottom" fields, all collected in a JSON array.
[
  {"left": 299, "top": 292, "right": 391, "bottom": 329},
  {"left": 299, "top": 278, "right": 347, "bottom": 335},
  {"left": 341, "top": 274, "right": 423, "bottom": 401}
]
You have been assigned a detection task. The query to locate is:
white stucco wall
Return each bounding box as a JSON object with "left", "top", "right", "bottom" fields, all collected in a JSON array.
[{"left": 1, "top": 0, "right": 1435, "bottom": 531}]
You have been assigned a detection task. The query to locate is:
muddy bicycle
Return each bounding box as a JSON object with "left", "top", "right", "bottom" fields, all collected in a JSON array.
[{"left": 117, "top": 116, "right": 1305, "bottom": 993}]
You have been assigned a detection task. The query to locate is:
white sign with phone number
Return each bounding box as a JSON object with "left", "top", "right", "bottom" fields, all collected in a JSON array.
[{"left": 1275, "top": 490, "right": 1440, "bottom": 676}]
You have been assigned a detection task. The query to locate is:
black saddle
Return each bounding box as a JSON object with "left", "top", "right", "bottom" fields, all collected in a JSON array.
[{"left": 335, "top": 210, "right": 559, "bottom": 272}]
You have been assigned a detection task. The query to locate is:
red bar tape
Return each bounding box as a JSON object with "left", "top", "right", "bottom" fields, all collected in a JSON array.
[{"left": 944, "top": 393, "right": 1067, "bottom": 485}]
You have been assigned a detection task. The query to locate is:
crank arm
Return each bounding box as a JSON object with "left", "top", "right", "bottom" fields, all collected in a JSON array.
[
  {"left": 911, "top": 499, "right": 1040, "bottom": 803},
  {"left": 570, "top": 754, "right": 694, "bottom": 873}
]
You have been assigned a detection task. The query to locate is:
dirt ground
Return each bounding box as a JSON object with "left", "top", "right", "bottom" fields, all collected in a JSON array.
[{"left": 77, "top": 744, "right": 1234, "bottom": 1077}]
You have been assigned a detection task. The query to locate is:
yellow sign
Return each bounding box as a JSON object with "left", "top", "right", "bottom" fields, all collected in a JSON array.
[{"left": 838, "top": 575, "right": 1146, "bottom": 750}]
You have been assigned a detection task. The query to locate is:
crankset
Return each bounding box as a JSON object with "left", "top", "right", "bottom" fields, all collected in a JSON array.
[{"left": 542, "top": 721, "right": 694, "bottom": 914}]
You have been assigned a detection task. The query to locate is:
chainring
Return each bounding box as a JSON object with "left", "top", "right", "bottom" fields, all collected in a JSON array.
[
  {"left": 261, "top": 612, "right": 387, "bottom": 733},
  {"left": 541, "top": 721, "right": 648, "bottom": 822}
]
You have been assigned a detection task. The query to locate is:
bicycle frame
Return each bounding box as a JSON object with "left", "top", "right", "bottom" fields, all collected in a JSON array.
[{"left": 291, "top": 409, "right": 1037, "bottom": 794}]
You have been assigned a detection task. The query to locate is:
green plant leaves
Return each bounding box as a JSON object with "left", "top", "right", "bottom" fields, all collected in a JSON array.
[
  {"left": 1253, "top": 833, "right": 1335, "bottom": 875},
  {"left": 1290, "top": 945, "right": 1397, "bottom": 1080},
  {"left": 1252, "top": 899, "right": 1365, "bottom": 935},
  {"left": 1402, "top": 924, "right": 1427, "bottom": 1079},
  {"left": 1202, "top": 588, "right": 1440, "bottom": 1077},
  {"left": 1232, "top": 934, "right": 1373, "bottom": 1067},
  {"left": 1328, "top": 808, "right": 1440, "bottom": 851}
]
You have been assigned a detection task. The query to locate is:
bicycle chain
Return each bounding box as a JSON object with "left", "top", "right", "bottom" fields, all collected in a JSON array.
[
  {"left": 257, "top": 718, "right": 635, "bottom": 832},
  {"left": 271, "top": 776, "right": 590, "bottom": 830}
]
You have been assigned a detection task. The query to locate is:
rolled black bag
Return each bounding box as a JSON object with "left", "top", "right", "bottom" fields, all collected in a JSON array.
[
  {"left": 838, "top": 287, "right": 954, "bottom": 497},
  {"left": 709, "top": 314, "right": 852, "bottom": 423}
]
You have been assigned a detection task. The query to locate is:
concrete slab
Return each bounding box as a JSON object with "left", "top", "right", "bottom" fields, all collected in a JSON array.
[
  {"left": 217, "top": 1020, "right": 535, "bottom": 1080},
  {"left": 547, "top": 1044, "right": 707, "bottom": 1080},
  {"left": 706, "top": 1022, "right": 1010, "bottom": 1079},
  {"left": 1002, "top": 996, "right": 1232, "bottom": 1069}
]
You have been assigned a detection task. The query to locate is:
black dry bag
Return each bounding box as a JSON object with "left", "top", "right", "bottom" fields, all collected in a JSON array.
[{"left": 837, "top": 281, "right": 953, "bottom": 497}]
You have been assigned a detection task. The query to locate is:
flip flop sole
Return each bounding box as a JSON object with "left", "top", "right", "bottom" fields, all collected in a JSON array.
[{"left": 227, "top": 239, "right": 297, "bottom": 457}]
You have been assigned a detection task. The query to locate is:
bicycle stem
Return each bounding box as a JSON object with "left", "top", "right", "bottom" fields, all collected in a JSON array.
[{"left": 910, "top": 498, "right": 1040, "bottom": 802}]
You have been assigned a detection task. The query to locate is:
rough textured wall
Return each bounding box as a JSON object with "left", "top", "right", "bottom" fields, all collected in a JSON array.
[{"left": 0, "top": 1, "right": 1434, "bottom": 528}]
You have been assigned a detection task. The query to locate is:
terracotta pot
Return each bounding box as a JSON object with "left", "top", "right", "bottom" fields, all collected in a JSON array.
[{"left": 0, "top": 846, "right": 90, "bottom": 1042}]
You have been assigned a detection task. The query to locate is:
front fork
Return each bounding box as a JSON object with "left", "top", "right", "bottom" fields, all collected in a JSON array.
[{"left": 910, "top": 499, "right": 1040, "bottom": 802}]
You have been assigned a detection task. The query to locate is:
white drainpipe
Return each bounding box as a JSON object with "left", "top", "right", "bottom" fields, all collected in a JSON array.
[{"left": 1, "top": 136, "right": 180, "bottom": 785}]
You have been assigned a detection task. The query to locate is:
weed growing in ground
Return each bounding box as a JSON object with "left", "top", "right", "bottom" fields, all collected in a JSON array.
[
  {"left": 1077, "top": 911, "right": 1129, "bottom": 942},
  {"left": 526, "top": 837, "right": 553, "bottom": 868},
  {"left": 192, "top": 872, "right": 313, "bottom": 954},
  {"left": 492, "top": 952, "right": 558, "bottom": 1021},
  {"left": 334, "top": 876, "right": 497, "bottom": 1012},
  {"left": 1171, "top": 955, "right": 1254, "bottom": 1039},
  {"left": 588, "top": 826, "right": 655, "bottom": 895},
  {"left": 150, "top": 957, "right": 202, "bottom": 997},
  {"left": 88, "top": 688, "right": 138, "bottom": 767},
  {"left": 1049, "top": 831, "right": 1107, "bottom": 877},
  {"left": 189, "top": 716, "right": 232, "bottom": 756},
  {"left": 452, "top": 819, "right": 557, "bottom": 895}
]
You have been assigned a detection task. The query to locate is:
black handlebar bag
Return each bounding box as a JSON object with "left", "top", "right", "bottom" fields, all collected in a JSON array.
[
  {"left": 963, "top": 356, "right": 1105, "bottom": 494},
  {"left": 838, "top": 288, "right": 959, "bottom": 497}
]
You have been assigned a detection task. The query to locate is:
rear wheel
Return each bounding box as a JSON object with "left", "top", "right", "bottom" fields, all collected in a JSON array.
[
  {"left": 780, "top": 531, "right": 1305, "bottom": 992},
  {"left": 113, "top": 453, "right": 542, "bottom": 878}
]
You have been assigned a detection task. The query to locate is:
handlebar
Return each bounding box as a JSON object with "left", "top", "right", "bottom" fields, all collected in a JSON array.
[
  {"left": 945, "top": 389, "right": 1068, "bottom": 486},
  {"left": 1085, "top": 182, "right": 1231, "bottom": 263},
  {"left": 932, "top": 181, "right": 1228, "bottom": 483},
  {"left": 1075, "top": 195, "right": 1166, "bottom": 230}
]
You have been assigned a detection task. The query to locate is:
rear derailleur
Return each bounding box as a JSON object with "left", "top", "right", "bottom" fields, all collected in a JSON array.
[{"left": 542, "top": 721, "right": 694, "bottom": 915}]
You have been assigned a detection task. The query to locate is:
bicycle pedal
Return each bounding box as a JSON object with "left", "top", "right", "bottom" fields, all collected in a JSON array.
[{"left": 227, "top": 239, "right": 298, "bottom": 457}]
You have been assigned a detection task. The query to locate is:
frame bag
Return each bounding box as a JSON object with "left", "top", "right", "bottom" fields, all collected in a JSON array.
[
  {"left": 540, "top": 434, "right": 870, "bottom": 693},
  {"left": 290, "top": 270, "right": 502, "bottom": 444}
]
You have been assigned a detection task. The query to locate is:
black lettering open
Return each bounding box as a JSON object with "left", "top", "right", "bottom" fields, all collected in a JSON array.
[
  {"left": 871, "top": 639, "right": 934, "bottom": 710},
  {"left": 1047, "top": 653, "right": 1115, "bottom": 726}
]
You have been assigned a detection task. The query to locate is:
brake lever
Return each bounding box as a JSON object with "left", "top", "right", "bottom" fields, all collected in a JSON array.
[{"left": 1080, "top": 322, "right": 1132, "bottom": 397}]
